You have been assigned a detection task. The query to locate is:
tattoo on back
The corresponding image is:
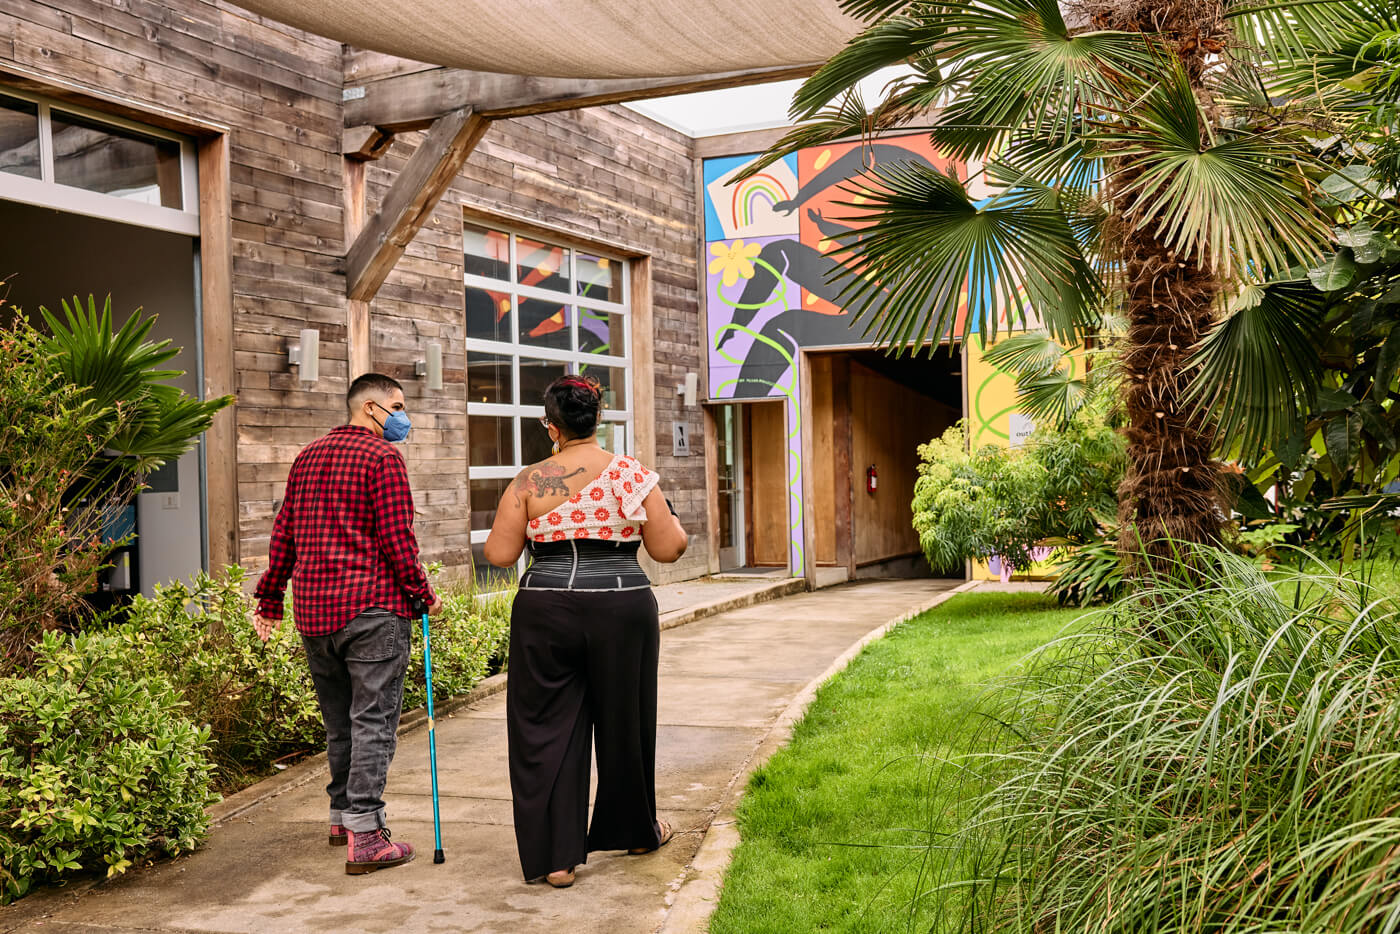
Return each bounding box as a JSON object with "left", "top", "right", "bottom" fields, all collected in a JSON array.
[{"left": 515, "top": 463, "right": 586, "bottom": 499}]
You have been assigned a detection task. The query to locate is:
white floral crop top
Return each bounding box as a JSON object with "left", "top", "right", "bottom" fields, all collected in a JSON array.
[{"left": 528, "top": 454, "right": 660, "bottom": 544}]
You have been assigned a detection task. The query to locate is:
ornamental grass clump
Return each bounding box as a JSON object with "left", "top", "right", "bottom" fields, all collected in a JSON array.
[{"left": 924, "top": 548, "right": 1400, "bottom": 932}]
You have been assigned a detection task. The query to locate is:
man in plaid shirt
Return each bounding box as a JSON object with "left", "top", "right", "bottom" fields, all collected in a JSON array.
[{"left": 254, "top": 372, "right": 439, "bottom": 875}]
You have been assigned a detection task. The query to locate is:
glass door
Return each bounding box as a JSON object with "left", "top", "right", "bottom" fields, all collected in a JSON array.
[{"left": 716, "top": 405, "right": 745, "bottom": 570}]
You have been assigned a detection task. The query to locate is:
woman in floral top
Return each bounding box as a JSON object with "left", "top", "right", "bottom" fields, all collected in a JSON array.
[{"left": 484, "top": 376, "right": 687, "bottom": 889}]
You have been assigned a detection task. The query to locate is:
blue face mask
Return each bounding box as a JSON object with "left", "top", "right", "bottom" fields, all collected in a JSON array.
[{"left": 372, "top": 403, "right": 412, "bottom": 443}]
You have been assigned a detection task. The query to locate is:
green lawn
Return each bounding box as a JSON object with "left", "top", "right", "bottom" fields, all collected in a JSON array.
[{"left": 708, "top": 591, "right": 1082, "bottom": 934}]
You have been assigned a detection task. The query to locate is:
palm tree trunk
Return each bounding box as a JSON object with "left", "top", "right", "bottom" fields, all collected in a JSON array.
[
  {"left": 1082, "top": 0, "right": 1233, "bottom": 574},
  {"left": 1115, "top": 225, "right": 1227, "bottom": 572}
]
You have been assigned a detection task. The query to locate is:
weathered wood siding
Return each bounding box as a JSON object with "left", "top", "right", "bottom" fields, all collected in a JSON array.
[{"left": 0, "top": 0, "right": 709, "bottom": 584}]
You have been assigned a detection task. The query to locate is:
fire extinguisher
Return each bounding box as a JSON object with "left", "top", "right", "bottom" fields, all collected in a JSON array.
[{"left": 866, "top": 464, "right": 878, "bottom": 495}]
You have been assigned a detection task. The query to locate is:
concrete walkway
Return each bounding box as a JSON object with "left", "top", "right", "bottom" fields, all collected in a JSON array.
[{"left": 3, "top": 578, "right": 961, "bottom": 934}]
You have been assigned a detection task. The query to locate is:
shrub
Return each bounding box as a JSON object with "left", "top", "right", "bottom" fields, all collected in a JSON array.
[
  {"left": 403, "top": 576, "right": 514, "bottom": 711},
  {"left": 118, "top": 570, "right": 322, "bottom": 788},
  {"left": 0, "top": 629, "right": 216, "bottom": 904},
  {"left": 0, "top": 319, "right": 133, "bottom": 663},
  {"left": 920, "top": 548, "right": 1400, "bottom": 933},
  {"left": 912, "top": 411, "right": 1125, "bottom": 574}
]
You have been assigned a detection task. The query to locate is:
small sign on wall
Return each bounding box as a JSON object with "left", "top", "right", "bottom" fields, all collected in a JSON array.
[
  {"left": 1009, "top": 413, "right": 1036, "bottom": 448},
  {"left": 672, "top": 421, "right": 692, "bottom": 457}
]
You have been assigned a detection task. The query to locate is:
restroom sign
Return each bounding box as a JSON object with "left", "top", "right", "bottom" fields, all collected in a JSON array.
[{"left": 672, "top": 421, "right": 692, "bottom": 457}]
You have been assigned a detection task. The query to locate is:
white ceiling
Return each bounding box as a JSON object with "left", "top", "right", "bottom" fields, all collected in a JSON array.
[{"left": 624, "top": 66, "right": 916, "bottom": 138}]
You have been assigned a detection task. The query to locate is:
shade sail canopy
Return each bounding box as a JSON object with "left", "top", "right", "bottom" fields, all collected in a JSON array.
[{"left": 235, "top": 0, "right": 862, "bottom": 78}]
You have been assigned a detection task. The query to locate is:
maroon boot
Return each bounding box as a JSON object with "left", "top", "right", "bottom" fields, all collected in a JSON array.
[{"left": 345, "top": 828, "right": 415, "bottom": 874}]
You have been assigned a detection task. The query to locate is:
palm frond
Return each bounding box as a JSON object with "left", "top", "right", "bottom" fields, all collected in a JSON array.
[
  {"left": 983, "top": 330, "right": 1069, "bottom": 377},
  {"left": 790, "top": 14, "right": 945, "bottom": 119},
  {"left": 734, "top": 91, "right": 881, "bottom": 181},
  {"left": 1100, "top": 64, "right": 1331, "bottom": 278},
  {"left": 1188, "top": 279, "right": 1328, "bottom": 459},
  {"left": 1017, "top": 368, "right": 1093, "bottom": 427},
  {"left": 1230, "top": 0, "right": 1372, "bottom": 65},
  {"left": 825, "top": 162, "right": 1101, "bottom": 350},
  {"left": 918, "top": 0, "right": 1151, "bottom": 159}
]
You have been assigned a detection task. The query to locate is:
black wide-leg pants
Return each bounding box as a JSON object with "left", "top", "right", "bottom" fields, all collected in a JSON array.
[{"left": 506, "top": 587, "right": 663, "bottom": 880}]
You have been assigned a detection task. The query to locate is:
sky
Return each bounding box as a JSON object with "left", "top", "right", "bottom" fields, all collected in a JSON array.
[{"left": 623, "top": 66, "right": 914, "bottom": 138}]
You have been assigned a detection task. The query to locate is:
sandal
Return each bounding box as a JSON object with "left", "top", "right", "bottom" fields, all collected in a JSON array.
[
  {"left": 546, "top": 867, "right": 576, "bottom": 888},
  {"left": 629, "top": 818, "right": 673, "bottom": 855}
]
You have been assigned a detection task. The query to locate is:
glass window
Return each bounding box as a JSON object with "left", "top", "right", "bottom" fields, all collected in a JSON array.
[
  {"left": 467, "top": 352, "right": 512, "bottom": 405},
  {"left": 577, "top": 362, "right": 626, "bottom": 411},
  {"left": 466, "top": 285, "right": 512, "bottom": 343},
  {"left": 469, "top": 479, "right": 511, "bottom": 532},
  {"left": 516, "top": 236, "right": 569, "bottom": 292},
  {"left": 464, "top": 223, "right": 510, "bottom": 280},
  {"left": 0, "top": 95, "right": 40, "bottom": 180},
  {"left": 577, "top": 253, "right": 623, "bottom": 303},
  {"left": 471, "top": 540, "right": 515, "bottom": 587},
  {"left": 468, "top": 415, "right": 513, "bottom": 467},
  {"left": 51, "top": 110, "right": 181, "bottom": 208},
  {"left": 578, "top": 307, "right": 626, "bottom": 357},
  {"left": 518, "top": 298, "right": 571, "bottom": 351},
  {"left": 521, "top": 416, "right": 553, "bottom": 465},
  {"left": 519, "top": 357, "right": 569, "bottom": 405},
  {"left": 597, "top": 421, "right": 628, "bottom": 454},
  {"left": 466, "top": 225, "right": 632, "bottom": 579}
]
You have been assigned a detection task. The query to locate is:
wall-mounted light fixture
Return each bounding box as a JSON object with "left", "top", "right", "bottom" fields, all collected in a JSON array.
[
  {"left": 415, "top": 341, "right": 444, "bottom": 391},
  {"left": 288, "top": 328, "right": 320, "bottom": 383},
  {"left": 675, "top": 371, "right": 698, "bottom": 407}
]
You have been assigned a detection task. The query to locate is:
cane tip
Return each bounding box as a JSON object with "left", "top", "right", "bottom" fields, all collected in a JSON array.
[{"left": 433, "top": 850, "right": 445, "bottom": 864}]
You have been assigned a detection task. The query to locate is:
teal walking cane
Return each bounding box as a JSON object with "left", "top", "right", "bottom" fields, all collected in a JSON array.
[{"left": 412, "top": 598, "right": 445, "bottom": 864}]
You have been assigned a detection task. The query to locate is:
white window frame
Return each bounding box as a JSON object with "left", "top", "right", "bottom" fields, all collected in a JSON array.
[
  {"left": 0, "top": 88, "right": 199, "bottom": 236},
  {"left": 464, "top": 223, "right": 634, "bottom": 579}
]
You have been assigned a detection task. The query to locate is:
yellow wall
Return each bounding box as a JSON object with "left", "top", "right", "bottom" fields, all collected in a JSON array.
[{"left": 965, "top": 334, "right": 1064, "bottom": 581}]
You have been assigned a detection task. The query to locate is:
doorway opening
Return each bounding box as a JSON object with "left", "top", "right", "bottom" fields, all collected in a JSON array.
[
  {"left": 0, "top": 199, "right": 205, "bottom": 599},
  {"left": 809, "top": 348, "right": 964, "bottom": 580}
]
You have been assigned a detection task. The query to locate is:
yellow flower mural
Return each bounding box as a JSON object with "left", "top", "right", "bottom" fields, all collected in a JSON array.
[{"left": 708, "top": 240, "right": 763, "bottom": 287}]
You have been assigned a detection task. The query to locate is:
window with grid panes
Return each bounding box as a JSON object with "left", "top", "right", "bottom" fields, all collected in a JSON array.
[{"left": 463, "top": 222, "right": 633, "bottom": 585}]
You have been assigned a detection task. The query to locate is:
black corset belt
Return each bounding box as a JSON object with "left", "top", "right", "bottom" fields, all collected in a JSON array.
[{"left": 519, "top": 539, "right": 651, "bottom": 592}]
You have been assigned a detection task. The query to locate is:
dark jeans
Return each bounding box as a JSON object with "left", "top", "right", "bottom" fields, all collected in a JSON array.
[{"left": 301, "top": 607, "right": 411, "bottom": 833}]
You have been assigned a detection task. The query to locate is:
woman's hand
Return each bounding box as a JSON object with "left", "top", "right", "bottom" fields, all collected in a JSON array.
[{"left": 641, "top": 486, "right": 688, "bottom": 563}]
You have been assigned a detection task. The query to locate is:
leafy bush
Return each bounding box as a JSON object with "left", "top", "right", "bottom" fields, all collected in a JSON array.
[
  {"left": 0, "top": 629, "right": 216, "bottom": 904},
  {"left": 119, "top": 570, "right": 322, "bottom": 788},
  {"left": 121, "top": 568, "right": 514, "bottom": 788},
  {"left": 403, "top": 583, "right": 513, "bottom": 711},
  {"left": 912, "top": 411, "right": 1125, "bottom": 574},
  {"left": 921, "top": 549, "right": 1400, "bottom": 932},
  {"left": 0, "top": 319, "right": 134, "bottom": 663},
  {"left": 0, "top": 300, "right": 231, "bottom": 663}
]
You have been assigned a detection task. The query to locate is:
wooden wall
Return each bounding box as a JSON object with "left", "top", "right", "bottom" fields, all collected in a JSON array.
[
  {"left": 0, "top": 1, "right": 711, "bottom": 584},
  {"left": 364, "top": 104, "right": 707, "bottom": 583}
]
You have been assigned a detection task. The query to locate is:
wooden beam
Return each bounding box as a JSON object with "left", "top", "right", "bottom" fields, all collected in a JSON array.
[
  {"left": 343, "top": 157, "right": 372, "bottom": 378},
  {"left": 346, "top": 106, "right": 491, "bottom": 303},
  {"left": 344, "top": 64, "right": 820, "bottom": 132},
  {"left": 198, "top": 133, "right": 239, "bottom": 570}
]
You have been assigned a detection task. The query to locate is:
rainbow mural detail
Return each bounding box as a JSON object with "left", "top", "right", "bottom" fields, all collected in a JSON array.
[{"left": 704, "top": 155, "right": 800, "bottom": 241}]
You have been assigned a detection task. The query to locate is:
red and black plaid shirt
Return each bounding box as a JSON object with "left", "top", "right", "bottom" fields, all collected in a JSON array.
[{"left": 254, "top": 425, "right": 435, "bottom": 636}]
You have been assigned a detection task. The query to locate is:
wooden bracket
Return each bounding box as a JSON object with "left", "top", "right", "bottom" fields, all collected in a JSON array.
[
  {"left": 342, "top": 124, "right": 397, "bottom": 161},
  {"left": 345, "top": 106, "right": 491, "bottom": 303}
]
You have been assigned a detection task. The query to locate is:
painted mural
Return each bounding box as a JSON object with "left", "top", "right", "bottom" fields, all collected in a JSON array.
[{"left": 702, "top": 133, "right": 970, "bottom": 573}]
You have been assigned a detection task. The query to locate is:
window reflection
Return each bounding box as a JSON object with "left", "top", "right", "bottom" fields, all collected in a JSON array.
[
  {"left": 51, "top": 111, "right": 181, "bottom": 208},
  {"left": 0, "top": 95, "right": 40, "bottom": 180}
]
